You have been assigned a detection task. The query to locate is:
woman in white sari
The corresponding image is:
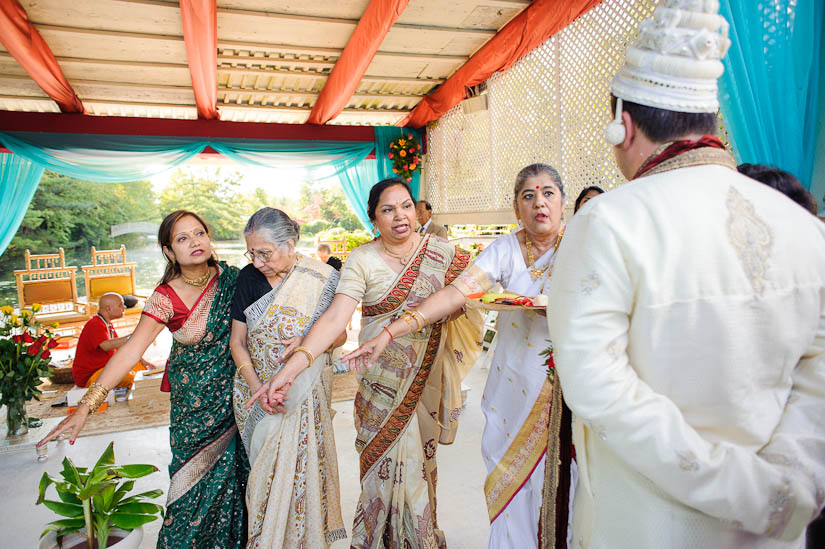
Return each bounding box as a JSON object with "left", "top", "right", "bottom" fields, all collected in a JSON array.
[
  {"left": 230, "top": 208, "right": 347, "bottom": 548},
  {"left": 346, "top": 164, "right": 573, "bottom": 548}
]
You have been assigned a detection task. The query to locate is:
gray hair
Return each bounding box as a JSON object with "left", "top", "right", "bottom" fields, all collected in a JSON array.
[
  {"left": 244, "top": 207, "right": 300, "bottom": 250},
  {"left": 513, "top": 163, "right": 565, "bottom": 199}
]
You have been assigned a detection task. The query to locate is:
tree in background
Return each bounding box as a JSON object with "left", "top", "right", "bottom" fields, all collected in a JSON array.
[
  {"left": 3, "top": 171, "right": 158, "bottom": 266},
  {"left": 296, "top": 181, "right": 363, "bottom": 233},
  {"left": 159, "top": 167, "right": 248, "bottom": 240}
]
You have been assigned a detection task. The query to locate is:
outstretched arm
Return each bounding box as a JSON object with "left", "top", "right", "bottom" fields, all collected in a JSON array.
[
  {"left": 38, "top": 315, "right": 165, "bottom": 446},
  {"left": 247, "top": 293, "right": 358, "bottom": 412},
  {"left": 343, "top": 285, "right": 466, "bottom": 372}
]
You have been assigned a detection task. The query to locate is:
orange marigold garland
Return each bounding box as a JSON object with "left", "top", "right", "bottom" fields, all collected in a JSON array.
[{"left": 387, "top": 133, "right": 422, "bottom": 183}]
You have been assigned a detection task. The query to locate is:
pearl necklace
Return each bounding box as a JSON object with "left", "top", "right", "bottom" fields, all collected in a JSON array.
[{"left": 524, "top": 231, "right": 563, "bottom": 280}]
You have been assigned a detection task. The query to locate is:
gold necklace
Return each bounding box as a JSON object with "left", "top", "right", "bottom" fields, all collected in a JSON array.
[
  {"left": 181, "top": 268, "right": 211, "bottom": 287},
  {"left": 524, "top": 231, "right": 563, "bottom": 280},
  {"left": 381, "top": 235, "right": 417, "bottom": 265}
]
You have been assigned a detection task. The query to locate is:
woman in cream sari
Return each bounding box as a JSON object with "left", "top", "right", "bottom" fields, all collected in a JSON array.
[
  {"left": 347, "top": 164, "right": 573, "bottom": 549},
  {"left": 248, "top": 179, "right": 483, "bottom": 548},
  {"left": 230, "top": 208, "right": 347, "bottom": 548}
]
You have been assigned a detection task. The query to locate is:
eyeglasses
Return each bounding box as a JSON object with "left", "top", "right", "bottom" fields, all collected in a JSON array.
[{"left": 244, "top": 250, "right": 273, "bottom": 263}]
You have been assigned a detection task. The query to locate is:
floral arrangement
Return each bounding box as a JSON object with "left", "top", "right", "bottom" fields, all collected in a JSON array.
[
  {"left": 388, "top": 133, "right": 422, "bottom": 183},
  {"left": 538, "top": 341, "right": 555, "bottom": 384},
  {"left": 0, "top": 303, "right": 58, "bottom": 436},
  {"left": 468, "top": 242, "right": 486, "bottom": 258}
]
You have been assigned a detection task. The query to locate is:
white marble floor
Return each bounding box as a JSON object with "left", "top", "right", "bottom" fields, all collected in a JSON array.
[{"left": 0, "top": 365, "right": 492, "bottom": 548}]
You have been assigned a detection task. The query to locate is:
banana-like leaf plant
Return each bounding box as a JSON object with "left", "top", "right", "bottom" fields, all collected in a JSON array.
[{"left": 36, "top": 442, "right": 163, "bottom": 548}]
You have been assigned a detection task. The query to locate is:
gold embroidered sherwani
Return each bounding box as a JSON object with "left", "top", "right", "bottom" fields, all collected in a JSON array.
[{"left": 547, "top": 158, "right": 825, "bottom": 548}]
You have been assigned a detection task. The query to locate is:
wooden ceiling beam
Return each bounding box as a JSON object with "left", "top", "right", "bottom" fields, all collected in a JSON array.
[
  {"left": 217, "top": 66, "right": 445, "bottom": 86},
  {"left": 216, "top": 6, "right": 496, "bottom": 37},
  {"left": 218, "top": 86, "right": 421, "bottom": 101},
  {"left": 217, "top": 40, "right": 467, "bottom": 64},
  {"left": 0, "top": 110, "right": 377, "bottom": 140}
]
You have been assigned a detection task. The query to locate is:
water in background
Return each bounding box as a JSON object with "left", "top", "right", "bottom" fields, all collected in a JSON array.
[{"left": 0, "top": 239, "right": 315, "bottom": 307}]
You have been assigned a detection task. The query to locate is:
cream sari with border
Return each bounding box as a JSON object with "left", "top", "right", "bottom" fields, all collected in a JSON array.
[
  {"left": 232, "top": 255, "right": 346, "bottom": 548},
  {"left": 341, "top": 235, "right": 483, "bottom": 548}
]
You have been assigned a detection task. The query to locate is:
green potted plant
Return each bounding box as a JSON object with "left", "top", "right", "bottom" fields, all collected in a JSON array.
[
  {"left": 36, "top": 441, "right": 164, "bottom": 549},
  {"left": 0, "top": 303, "right": 57, "bottom": 437}
]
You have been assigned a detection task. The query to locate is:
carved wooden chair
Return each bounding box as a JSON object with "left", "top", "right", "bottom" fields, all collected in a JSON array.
[
  {"left": 81, "top": 245, "right": 147, "bottom": 330},
  {"left": 14, "top": 248, "right": 88, "bottom": 333}
]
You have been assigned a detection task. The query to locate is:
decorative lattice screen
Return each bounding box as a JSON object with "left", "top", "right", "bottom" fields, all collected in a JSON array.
[{"left": 425, "top": 0, "right": 657, "bottom": 224}]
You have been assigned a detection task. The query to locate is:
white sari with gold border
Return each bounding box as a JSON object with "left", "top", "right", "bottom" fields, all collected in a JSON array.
[{"left": 452, "top": 230, "right": 564, "bottom": 549}]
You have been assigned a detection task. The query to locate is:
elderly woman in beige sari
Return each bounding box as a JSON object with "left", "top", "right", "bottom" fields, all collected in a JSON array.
[
  {"left": 248, "top": 178, "right": 483, "bottom": 548},
  {"left": 230, "top": 207, "right": 347, "bottom": 548}
]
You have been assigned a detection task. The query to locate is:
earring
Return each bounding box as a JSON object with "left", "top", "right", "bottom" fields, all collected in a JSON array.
[{"left": 604, "top": 97, "right": 626, "bottom": 145}]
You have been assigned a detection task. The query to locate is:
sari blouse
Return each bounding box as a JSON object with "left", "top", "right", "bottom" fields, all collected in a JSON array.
[{"left": 142, "top": 270, "right": 221, "bottom": 345}]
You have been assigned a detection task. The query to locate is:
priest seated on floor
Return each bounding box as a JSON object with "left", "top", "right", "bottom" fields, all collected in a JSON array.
[{"left": 72, "top": 292, "right": 158, "bottom": 388}]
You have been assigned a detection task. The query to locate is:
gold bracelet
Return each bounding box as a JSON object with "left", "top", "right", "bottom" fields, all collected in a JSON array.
[
  {"left": 237, "top": 362, "right": 253, "bottom": 374},
  {"left": 79, "top": 382, "right": 109, "bottom": 412},
  {"left": 401, "top": 313, "right": 416, "bottom": 332},
  {"left": 412, "top": 309, "right": 428, "bottom": 329},
  {"left": 294, "top": 346, "right": 315, "bottom": 365}
]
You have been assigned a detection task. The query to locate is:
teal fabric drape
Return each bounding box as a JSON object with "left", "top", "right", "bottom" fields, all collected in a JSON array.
[
  {"left": 374, "top": 126, "right": 422, "bottom": 198},
  {"left": 0, "top": 132, "right": 377, "bottom": 255},
  {"left": 337, "top": 158, "right": 378, "bottom": 231},
  {"left": 0, "top": 133, "right": 207, "bottom": 183},
  {"left": 0, "top": 132, "right": 375, "bottom": 183},
  {"left": 0, "top": 154, "right": 45, "bottom": 257},
  {"left": 211, "top": 140, "right": 373, "bottom": 178},
  {"left": 718, "top": 1, "right": 825, "bottom": 199}
]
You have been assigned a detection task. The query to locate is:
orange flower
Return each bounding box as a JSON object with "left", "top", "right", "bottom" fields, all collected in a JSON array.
[{"left": 400, "top": 150, "right": 407, "bottom": 157}]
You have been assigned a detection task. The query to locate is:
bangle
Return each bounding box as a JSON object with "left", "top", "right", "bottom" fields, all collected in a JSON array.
[
  {"left": 294, "top": 346, "right": 315, "bottom": 365},
  {"left": 79, "top": 382, "right": 110, "bottom": 412},
  {"left": 237, "top": 362, "right": 253, "bottom": 374},
  {"left": 401, "top": 313, "right": 416, "bottom": 332},
  {"left": 412, "top": 309, "right": 428, "bottom": 330},
  {"left": 383, "top": 325, "right": 394, "bottom": 342}
]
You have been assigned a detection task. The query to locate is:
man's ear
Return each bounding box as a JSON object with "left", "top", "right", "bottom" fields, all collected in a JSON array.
[{"left": 620, "top": 110, "right": 635, "bottom": 149}]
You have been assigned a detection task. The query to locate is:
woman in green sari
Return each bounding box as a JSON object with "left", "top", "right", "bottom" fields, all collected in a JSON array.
[
  {"left": 39, "top": 210, "right": 249, "bottom": 549},
  {"left": 248, "top": 179, "right": 483, "bottom": 548}
]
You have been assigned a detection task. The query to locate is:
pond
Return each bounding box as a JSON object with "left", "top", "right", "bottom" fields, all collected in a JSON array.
[{"left": 0, "top": 238, "right": 317, "bottom": 308}]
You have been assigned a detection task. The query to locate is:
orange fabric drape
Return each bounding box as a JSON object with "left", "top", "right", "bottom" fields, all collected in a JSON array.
[
  {"left": 307, "top": 0, "right": 410, "bottom": 125},
  {"left": 180, "top": 0, "right": 218, "bottom": 120},
  {"left": 0, "top": 0, "right": 84, "bottom": 113},
  {"left": 399, "top": 0, "right": 603, "bottom": 128}
]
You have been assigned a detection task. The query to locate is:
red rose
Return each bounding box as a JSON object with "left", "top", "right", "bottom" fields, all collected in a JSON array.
[
  {"left": 388, "top": 153, "right": 394, "bottom": 159},
  {"left": 41, "top": 350, "right": 51, "bottom": 359},
  {"left": 35, "top": 334, "right": 46, "bottom": 344},
  {"left": 48, "top": 338, "right": 59, "bottom": 349},
  {"left": 407, "top": 133, "right": 413, "bottom": 139},
  {"left": 409, "top": 148, "right": 414, "bottom": 153},
  {"left": 28, "top": 343, "right": 40, "bottom": 356},
  {"left": 23, "top": 332, "right": 34, "bottom": 343},
  {"left": 405, "top": 177, "right": 411, "bottom": 182},
  {"left": 12, "top": 335, "right": 22, "bottom": 343}
]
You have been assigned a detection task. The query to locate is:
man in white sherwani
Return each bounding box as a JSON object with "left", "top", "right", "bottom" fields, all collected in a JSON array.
[{"left": 546, "top": 3, "right": 825, "bottom": 548}]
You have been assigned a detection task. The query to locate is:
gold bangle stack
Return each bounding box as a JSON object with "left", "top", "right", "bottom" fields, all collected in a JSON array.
[
  {"left": 79, "top": 382, "right": 110, "bottom": 412},
  {"left": 237, "top": 362, "right": 253, "bottom": 374},
  {"left": 402, "top": 310, "right": 428, "bottom": 332},
  {"left": 294, "top": 346, "right": 315, "bottom": 365}
]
